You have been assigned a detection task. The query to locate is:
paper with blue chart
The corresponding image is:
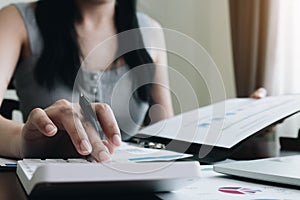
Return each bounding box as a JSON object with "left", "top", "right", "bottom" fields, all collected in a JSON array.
[
  {"left": 0, "top": 158, "right": 17, "bottom": 167},
  {"left": 138, "top": 95, "right": 300, "bottom": 148},
  {"left": 111, "top": 142, "right": 192, "bottom": 163},
  {"left": 0, "top": 143, "right": 192, "bottom": 167}
]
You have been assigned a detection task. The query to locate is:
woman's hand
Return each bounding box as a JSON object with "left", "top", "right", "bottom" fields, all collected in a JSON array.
[
  {"left": 21, "top": 99, "right": 122, "bottom": 162},
  {"left": 250, "top": 87, "right": 267, "bottom": 99}
]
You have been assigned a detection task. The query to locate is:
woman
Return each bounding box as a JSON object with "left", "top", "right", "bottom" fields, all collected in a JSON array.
[{"left": 0, "top": 0, "right": 174, "bottom": 162}]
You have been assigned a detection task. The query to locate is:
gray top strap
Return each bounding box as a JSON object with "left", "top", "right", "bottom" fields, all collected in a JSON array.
[{"left": 14, "top": 3, "right": 43, "bottom": 56}]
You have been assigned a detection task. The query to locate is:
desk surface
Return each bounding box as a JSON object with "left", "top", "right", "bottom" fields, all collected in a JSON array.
[
  {"left": 2, "top": 165, "right": 300, "bottom": 200},
  {"left": 0, "top": 171, "right": 27, "bottom": 200},
  {"left": 0, "top": 170, "right": 161, "bottom": 200},
  {"left": 158, "top": 165, "right": 300, "bottom": 199}
]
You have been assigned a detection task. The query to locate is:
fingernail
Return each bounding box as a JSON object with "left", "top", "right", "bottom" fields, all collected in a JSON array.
[
  {"left": 99, "top": 151, "right": 111, "bottom": 162},
  {"left": 113, "top": 134, "right": 122, "bottom": 146},
  {"left": 80, "top": 139, "right": 92, "bottom": 154},
  {"left": 45, "top": 124, "right": 56, "bottom": 134}
]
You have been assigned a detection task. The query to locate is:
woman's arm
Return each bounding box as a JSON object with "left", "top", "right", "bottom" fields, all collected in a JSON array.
[
  {"left": 0, "top": 6, "right": 121, "bottom": 160},
  {"left": 147, "top": 19, "right": 174, "bottom": 123},
  {"left": 0, "top": 5, "right": 27, "bottom": 158}
]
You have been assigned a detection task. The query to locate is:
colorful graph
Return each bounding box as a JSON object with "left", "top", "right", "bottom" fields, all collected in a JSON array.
[{"left": 218, "top": 187, "right": 261, "bottom": 195}]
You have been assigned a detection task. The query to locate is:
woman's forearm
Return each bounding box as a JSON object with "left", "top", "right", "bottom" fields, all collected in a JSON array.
[{"left": 0, "top": 116, "right": 23, "bottom": 158}]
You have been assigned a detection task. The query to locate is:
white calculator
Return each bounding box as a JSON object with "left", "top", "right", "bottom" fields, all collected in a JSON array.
[{"left": 17, "top": 159, "right": 201, "bottom": 197}]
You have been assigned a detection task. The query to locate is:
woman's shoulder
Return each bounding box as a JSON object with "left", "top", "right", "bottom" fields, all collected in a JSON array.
[
  {"left": 0, "top": 5, "right": 27, "bottom": 40},
  {"left": 0, "top": 4, "right": 22, "bottom": 21},
  {"left": 1, "top": 2, "right": 37, "bottom": 31},
  {"left": 2, "top": 2, "right": 36, "bottom": 15}
]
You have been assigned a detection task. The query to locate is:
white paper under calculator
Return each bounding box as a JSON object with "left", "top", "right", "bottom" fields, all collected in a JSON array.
[{"left": 112, "top": 142, "right": 192, "bottom": 162}]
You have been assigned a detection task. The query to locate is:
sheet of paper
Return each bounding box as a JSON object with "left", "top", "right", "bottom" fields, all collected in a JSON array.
[
  {"left": 139, "top": 95, "right": 300, "bottom": 148},
  {"left": 157, "top": 165, "right": 300, "bottom": 200},
  {"left": 111, "top": 142, "right": 192, "bottom": 163},
  {"left": 0, "top": 158, "right": 17, "bottom": 167},
  {"left": 0, "top": 142, "right": 191, "bottom": 167}
]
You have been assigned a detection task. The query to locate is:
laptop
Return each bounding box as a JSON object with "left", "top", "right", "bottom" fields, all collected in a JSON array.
[{"left": 213, "top": 155, "right": 300, "bottom": 187}]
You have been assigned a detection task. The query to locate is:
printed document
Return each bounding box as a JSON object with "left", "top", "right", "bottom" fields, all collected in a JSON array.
[{"left": 138, "top": 95, "right": 300, "bottom": 148}]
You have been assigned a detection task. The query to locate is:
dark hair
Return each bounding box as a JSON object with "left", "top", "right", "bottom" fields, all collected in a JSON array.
[{"left": 34, "top": 0, "right": 154, "bottom": 102}]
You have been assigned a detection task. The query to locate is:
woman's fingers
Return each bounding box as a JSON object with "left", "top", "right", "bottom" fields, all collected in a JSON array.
[
  {"left": 24, "top": 99, "right": 121, "bottom": 162},
  {"left": 46, "top": 100, "right": 120, "bottom": 160},
  {"left": 251, "top": 87, "right": 267, "bottom": 99},
  {"left": 94, "top": 103, "right": 122, "bottom": 147},
  {"left": 25, "top": 108, "right": 58, "bottom": 138},
  {"left": 102, "top": 140, "right": 116, "bottom": 154},
  {"left": 61, "top": 116, "right": 92, "bottom": 155},
  {"left": 84, "top": 122, "right": 112, "bottom": 162},
  {"left": 82, "top": 102, "right": 122, "bottom": 162},
  {"left": 44, "top": 99, "right": 92, "bottom": 156}
]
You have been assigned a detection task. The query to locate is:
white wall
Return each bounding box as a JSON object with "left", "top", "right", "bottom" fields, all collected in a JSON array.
[{"left": 138, "top": 0, "right": 236, "bottom": 113}]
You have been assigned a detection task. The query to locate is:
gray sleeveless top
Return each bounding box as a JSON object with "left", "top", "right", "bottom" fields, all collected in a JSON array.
[{"left": 13, "top": 3, "right": 154, "bottom": 140}]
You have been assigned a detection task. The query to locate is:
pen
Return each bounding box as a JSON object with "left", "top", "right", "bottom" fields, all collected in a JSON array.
[{"left": 79, "top": 93, "right": 104, "bottom": 140}]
